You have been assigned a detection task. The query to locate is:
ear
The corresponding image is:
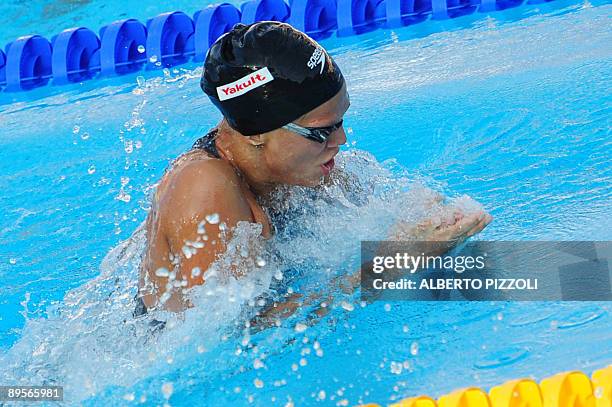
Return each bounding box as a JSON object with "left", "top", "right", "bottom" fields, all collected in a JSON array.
[{"left": 246, "top": 134, "right": 266, "bottom": 148}]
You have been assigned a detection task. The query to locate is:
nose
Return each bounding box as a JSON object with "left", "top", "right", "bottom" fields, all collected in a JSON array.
[{"left": 326, "top": 125, "right": 347, "bottom": 148}]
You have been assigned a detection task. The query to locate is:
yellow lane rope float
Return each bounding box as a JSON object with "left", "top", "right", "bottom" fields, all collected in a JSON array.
[{"left": 359, "top": 365, "right": 612, "bottom": 407}]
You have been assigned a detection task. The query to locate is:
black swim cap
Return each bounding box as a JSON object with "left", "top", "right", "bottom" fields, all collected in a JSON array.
[{"left": 200, "top": 22, "right": 345, "bottom": 136}]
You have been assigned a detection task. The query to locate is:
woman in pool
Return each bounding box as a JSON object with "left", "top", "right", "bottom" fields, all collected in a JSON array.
[{"left": 136, "top": 21, "right": 492, "bottom": 314}]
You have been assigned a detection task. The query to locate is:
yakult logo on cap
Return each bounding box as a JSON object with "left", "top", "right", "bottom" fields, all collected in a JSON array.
[{"left": 216, "top": 67, "right": 274, "bottom": 101}]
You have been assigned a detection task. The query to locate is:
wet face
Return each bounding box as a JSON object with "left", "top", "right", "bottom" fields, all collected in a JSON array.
[{"left": 258, "top": 83, "right": 350, "bottom": 187}]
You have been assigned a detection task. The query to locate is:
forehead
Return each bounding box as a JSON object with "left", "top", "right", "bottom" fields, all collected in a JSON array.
[{"left": 297, "top": 84, "right": 350, "bottom": 126}]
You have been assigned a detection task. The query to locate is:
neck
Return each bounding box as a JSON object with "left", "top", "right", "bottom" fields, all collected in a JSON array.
[{"left": 214, "top": 123, "right": 278, "bottom": 202}]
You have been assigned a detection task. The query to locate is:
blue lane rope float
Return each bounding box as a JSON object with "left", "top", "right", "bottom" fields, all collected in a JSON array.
[{"left": 0, "top": 0, "right": 557, "bottom": 92}]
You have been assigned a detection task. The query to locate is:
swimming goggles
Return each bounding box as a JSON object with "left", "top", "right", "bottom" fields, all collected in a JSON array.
[{"left": 282, "top": 119, "right": 344, "bottom": 143}]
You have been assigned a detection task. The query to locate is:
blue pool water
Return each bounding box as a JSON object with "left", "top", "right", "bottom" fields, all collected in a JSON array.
[{"left": 1, "top": 0, "right": 611, "bottom": 405}]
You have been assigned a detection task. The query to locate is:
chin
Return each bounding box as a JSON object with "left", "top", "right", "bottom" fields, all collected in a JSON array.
[{"left": 295, "top": 176, "right": 322, "bottom": 188}]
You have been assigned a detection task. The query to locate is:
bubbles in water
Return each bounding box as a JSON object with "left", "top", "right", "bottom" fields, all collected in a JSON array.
[
  {"left": 120, "top": 176, "right": 130, "bottom": 187},
  {"left": 274, "top": 270, "right": 283, "bottom": 280},
  {"left": 317, "top": 390, "right": 326, "bottom": 400},
  {"left": 137, "top": 45, "right": 145, "bottom": 54},
  {"left": 149, "top": 55, "right": 158, "bottom": 63},
  {"left": 124, "top": 140, "right": 134, "bottom": 154},
  {"left": 403, "top": 325, "right": 409, "bottom": 333},
  {"left": 9, "top": 258, "right": 17, "bottom": 265},
  {"left": 123, "top": 393, "right": 135, "bottom": 401},
  {"left": 80, "top": 132, "right": 89, "bottom": 140},
  {"left": 295, "top": 323, "right": 307, "bottom": 333},
  {"left": 161, "top": 382, "right": 173, "bottom": 399},
  {"left": 254, "top": 378, "right": 264, "bottom": 388},
  {"left": 341, "top": 301, "right": 354, "bottom": 312},
  {"left": 72, "top": 125, "right": 80, "bottom": 134},
  {"left": 384, "top": 303, "right": 391, "bottom": 312},
  {"left": 205, "top": 213, "right": 220, "bottom": 224},
  {"left": 253, "top": 359, "right": 264, "bottom": 369},
  {"left": 87, "top": 165, "right": 96, "bottom": 175},
  {"left": 155, "top": 268, "right": 170, "bottom": 278},
  {"left": 410, "top": 341, "right": 419, "bottom": 355},
  {"left": 191, "top": 267, "right": 201, "bottom": 278},
  {"left": 136, "top": 76, "right": 145, "bottom": 88},
  {"left": 390, "top": 361, "right": 403, "bottom": 374}
]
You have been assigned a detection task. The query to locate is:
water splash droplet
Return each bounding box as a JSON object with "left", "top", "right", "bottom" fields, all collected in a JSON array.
[
  {"left": 161, "top": 382, "right": 173, "bottom": 399},
  {"left": 255, "top": 256, "right": 266, "bottom": 267},
  {"left": 9, "top": 258, "right": 17, "bottom": 265},
  {"left": 205, "top": 213, "right": 220, "bottom": 224},
  {"left": 594, "top": 386, "right": 604, "bottom": 399},
  {"left": 149, "top": 55, "right": 158, "bottom": 63},
  {"left": 87, "top": 165, "right": 96, "bottom": 175},
  {"left": 410, "top": 341, "right": 419, "bottom": 355},
  {"left": 72, "top": 125, "right": 80, "bottom": 134},
  {"left": 137, "top": 45, "right": 145, "bottom": 54},
  {"left": 115, "top": 191, "right": 131, "bottom": 203},
  {"left": 341, "top": 301, "right": 354, "bottom": 312},
  {"left": 295, "top": 323, "right": 308, "bottom": 333},
  {"left": 80, "top": 132, "right": 89, "bottom": 140}
]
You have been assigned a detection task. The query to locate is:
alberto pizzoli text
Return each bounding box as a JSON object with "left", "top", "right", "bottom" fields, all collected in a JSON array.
[{"left": 370, "top": 253, "right": 539, "bottom": 292}]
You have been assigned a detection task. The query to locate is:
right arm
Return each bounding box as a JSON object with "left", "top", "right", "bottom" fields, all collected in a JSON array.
[{"left": 144, "top": 159, "right": 258, "bottom": 312}]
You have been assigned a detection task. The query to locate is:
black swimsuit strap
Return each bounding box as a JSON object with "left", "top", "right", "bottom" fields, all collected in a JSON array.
[{"left": 192, "top": 128, "right": 221, "bottom": 158}]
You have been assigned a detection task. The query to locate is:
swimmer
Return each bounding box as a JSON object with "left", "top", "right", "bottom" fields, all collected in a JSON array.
[{"left": 136, "top": 22, "right": 492, "bottom": 314}]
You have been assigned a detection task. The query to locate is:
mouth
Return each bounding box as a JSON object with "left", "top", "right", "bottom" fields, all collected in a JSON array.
[{"left": 320, "top": 157, "right": 335, "bottom": 176}]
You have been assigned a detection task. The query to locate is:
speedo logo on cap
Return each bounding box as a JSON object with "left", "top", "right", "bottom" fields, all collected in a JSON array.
[
  {"left": 307, "top": 47, "right": 326, "bottom": 74},
  {"left": 216, "top": 67, "right": 274, "bottom": 101}
]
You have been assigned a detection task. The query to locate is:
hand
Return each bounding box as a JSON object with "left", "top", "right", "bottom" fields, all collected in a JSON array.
[{"left": 391, "top": 208, "right": 493, "bottom": 256}]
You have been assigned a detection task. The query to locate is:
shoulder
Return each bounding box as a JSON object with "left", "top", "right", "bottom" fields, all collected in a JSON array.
[{"left": 157, "top": 156, "right": 253, "bottom": 230}]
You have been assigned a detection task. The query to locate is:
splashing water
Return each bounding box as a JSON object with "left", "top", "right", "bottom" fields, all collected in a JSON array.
[{"left": 0, "top": 148, "right": 484, "bottom": 402}]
